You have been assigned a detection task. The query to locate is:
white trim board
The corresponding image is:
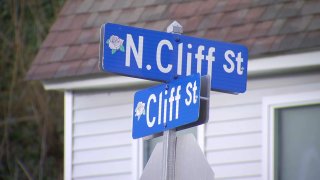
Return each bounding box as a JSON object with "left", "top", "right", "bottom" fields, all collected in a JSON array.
[
  {"left": 43, "top": 75, "right": 155, "bottom": 91},
  {"left": 42, "top": 50, "right": 320, "bottom": 91},
  {"left": 249, "top": 50, "right": 320, "bottom": 76},
  {"left": 64, "top": 91, "right": 73, "bottom": 180},
  {"left": 197, "top": 124, "right": 205, "bottom": 152},
  {"left": 262, "top": 90, "right": 320, "bottom": 180},
  {"left": 132, "top": 138, "right": 143, "bottom": 180}
]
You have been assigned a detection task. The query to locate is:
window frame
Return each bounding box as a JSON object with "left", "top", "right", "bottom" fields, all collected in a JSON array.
[{"left": 262, "top": 90, "right": 320, "bottom": 180}]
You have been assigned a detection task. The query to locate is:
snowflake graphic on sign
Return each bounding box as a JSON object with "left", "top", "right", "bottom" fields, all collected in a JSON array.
[
  {"left": 135, "top": 101, "right": 145, "bottom": 121},
  {"left": 106, "top": 35, "right": 125, "bottom": 54}
]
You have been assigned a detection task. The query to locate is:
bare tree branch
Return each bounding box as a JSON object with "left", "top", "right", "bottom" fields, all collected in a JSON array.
[{"left": 16, "top": 159, "right": 34, "bottom": 180}]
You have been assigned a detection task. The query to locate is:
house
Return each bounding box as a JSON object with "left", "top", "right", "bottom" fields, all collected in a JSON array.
[{"left": 26, "top": 0, "right": 320, "bottom": 179}]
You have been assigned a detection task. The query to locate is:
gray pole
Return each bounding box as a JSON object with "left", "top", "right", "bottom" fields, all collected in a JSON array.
[
  {"left": 162, "top": 21, "right": 183, "bottom": 180},
  {"left": 162, "top": 129, "right": 176, "bottom": 180}
]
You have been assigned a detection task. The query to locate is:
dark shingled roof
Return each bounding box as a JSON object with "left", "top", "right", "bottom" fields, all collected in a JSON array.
[{"left": 26, "top": 0, "right": 320, "bottom": 80}]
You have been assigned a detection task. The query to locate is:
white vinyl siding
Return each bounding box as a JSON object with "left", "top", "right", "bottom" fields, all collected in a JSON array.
[
  {"left": 206, "top": 71, "right": 320, "bottom": 180},
  {"left": 65, "top": 70, "right": 320, "bottom": 180},
  {"left": 72, "top": 90, "right": 135, "bottom": 179}
]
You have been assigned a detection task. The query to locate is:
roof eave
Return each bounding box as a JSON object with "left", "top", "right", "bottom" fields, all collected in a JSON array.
[{"left": 42, "top": 50, "right": 320, "bottom": 91}]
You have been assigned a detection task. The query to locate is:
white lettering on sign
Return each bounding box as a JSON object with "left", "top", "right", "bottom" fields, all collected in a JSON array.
[
  {"left": 125, "top": 35, "right": 244, "bottom": 76},
  {"left": 143, "top": 81, "right": 198, "bottom": 128},
  {"left": 157, "top": 40, "right": 173, "bottom": 73},
  {"left": 163, "top": 90, "right": 168, "bottom": 124},
  {"left": 168, "top": 88, "right": 175, "bottom": 121},
  {"left": 125, "top": 34, "right": 143, "bottom": 68},
  {"left": 236, "top": 52, "right": 244, "bottom": 75},
  {"left": 177, "top": 43, "right": 183, "bottom": 75},
  {"left": 185, "top": 81, "right": 198, "bottom": 106},
  {"left": 195, "top": 45, "right": 205, "bottom": 74},
  {"left": 185, "top": 83, "right": 192, "bottom": 106},
  {"left": 175, "top": 86, "right": 181, "bottom": 120},
  {"left": 186, "top": 44, "right": 192, "bottom": 75},
  {"left": 224, "top": 50, "right": 235, "bottom": 73},
  {"left": 223, "top": 50, "right": 244, "bottom": 75},
  {"left": 206, "top": 47, "right": 215, "bottom": 77},
  {"left": 146, "top": 94, "right": 156, "bottom": 127},
  {"left": 158, "top": 92, "right": 162, "bottom": 125},
  {"left": 192, "top": 81, "right": 198, "bottom": 103}
]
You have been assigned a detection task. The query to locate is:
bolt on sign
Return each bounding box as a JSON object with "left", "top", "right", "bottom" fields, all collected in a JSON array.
[{"left": 100, "top": 23, "right": 248, "bottom": 94}]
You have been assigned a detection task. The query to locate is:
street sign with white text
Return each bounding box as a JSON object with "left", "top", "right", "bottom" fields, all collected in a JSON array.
[
  {"left": 100, "top": 23, "right": 248, "bottom": 94},
  {"left": 132, "top": 74, "right": 201, "bottom": 139}
]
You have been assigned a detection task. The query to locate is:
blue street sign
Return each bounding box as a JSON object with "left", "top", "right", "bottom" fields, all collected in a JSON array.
[
  {"left": 132, "top": 74, "right": 201, "bottom": 139},
  {"left": 101, "top": 23, "right": 248, "bottom": 94}
]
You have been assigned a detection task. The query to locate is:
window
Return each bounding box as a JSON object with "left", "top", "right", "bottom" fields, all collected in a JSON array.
[
  {"left": 263, "top": 91, "right": 320, "bottom": 180},
  {"left": 274, "top": 105, "right": 320, "bottom": 180}
]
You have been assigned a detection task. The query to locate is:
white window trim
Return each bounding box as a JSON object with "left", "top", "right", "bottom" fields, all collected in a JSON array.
[
  {"left": 133, "top": 125, "right": 205, "bottom": 179},
  {"left": 262, "top": 90, "right": 320, "bottom": 180},
  {"left": 197, "top": 124, "right": 205, "bottom": 152},
  {"left": 132, "top": 139, "right": 143, "bottom": 180},
  {"left": 132, "top": 138, "right": 144, "bottom": 180},
  {"left": 64, "top": 91, "right": 73, "bottom": 180}
]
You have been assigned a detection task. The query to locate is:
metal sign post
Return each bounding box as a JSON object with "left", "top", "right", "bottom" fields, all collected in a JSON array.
[
  {"left": 162, "top": 129, "right": 176, "bottom": 180},
  {"left": 162, "top": 21, "right": 182, "bottom": 180}
]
